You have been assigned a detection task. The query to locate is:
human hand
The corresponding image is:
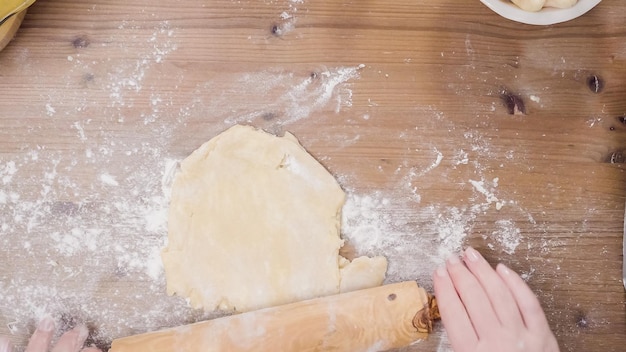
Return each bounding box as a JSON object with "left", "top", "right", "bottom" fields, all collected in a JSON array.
[
  {"left": 433, "top": 247, "right": 560, "bottom": 352},
  {"left": 0, "top": 316, "right": 101, "bottom": 352}
]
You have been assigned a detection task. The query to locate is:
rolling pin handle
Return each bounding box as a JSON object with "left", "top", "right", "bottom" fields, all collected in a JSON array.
[{"left": 412, "top": 294, "right": 441, "bottom": 333}]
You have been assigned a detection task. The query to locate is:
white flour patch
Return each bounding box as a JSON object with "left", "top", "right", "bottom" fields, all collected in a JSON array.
[
  {"left": 341, "top": 191, "right": 472, "bottom": 288},
  {"left": 272, "top": 0, "right": 305, "bottom": 36},
  {"left": 341, "top": 126, "right": 536, "bottom": 288},
  {"left": 105, "top": 20, "right": 178, "bottom": 110},
  {"left": 491, "top": 219, "right": 521, "bottom": 255},
  {"left": 0, "top": 161, "right": 17, "bottom": 185},
  {"left": 411, "top": 147, "right": 444, "bottom": 179},
  {"left": 223, "top": 65, "right": 363, "bottom": 126},
  {"left": 50, "top": 229, "right": 102, "bottom": 257},
  {"left": 464, "top": 130, "right": 496, "bottom": 157},
  {"left": 587, "top": 116, "right": 602, "bottom": 128},
  {"left": 341, "top": 192, "right": 394, "bottom": 255},
  {"left": 393, "top": 146, "right": 445, "bottom": 203},
  {"left": 45, "top": 103, "right": 56, "bottom": 117},
  {"left": 99, "top": 173, "right": 119, "bottom": 187},
  {"left": 520, "top": 267, "right": 536, "bottom": 281},
  {"left": 469, "top": 178, "right": 501, "bottom": 209},
  {"left": 431, "top": 206, "right": 469, "bottom": 262},
  {"left": 451, "top": 149, "right": 469, "bottom": 166},
  {"left": 0, "top": 152, "right": 209, "bottom": 348}
]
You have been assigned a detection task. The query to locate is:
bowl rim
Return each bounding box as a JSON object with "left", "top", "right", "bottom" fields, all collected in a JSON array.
[
  {"left": 480, "top": 0, "right": 602, "bottom": 25},
  {"left": 0, "top": 9, "right": 27, "bottom": 52}
]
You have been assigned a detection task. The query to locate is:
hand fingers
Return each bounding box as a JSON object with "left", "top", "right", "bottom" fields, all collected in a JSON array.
[
  {"left": 0, "top": 337, "right": 13, "bottom": 352},
  {"left": 51, "top": 325, "right": 89, "bottom": 352},
  {"left": 433, "top": 265, "right": 478, "bottom": 351},
  {"left": 462, "top": 247, "right": 525, "bottom": 329},
  {"left": 445, "top": 255, "right": 500, "bottom": 338},
  {"left": 25, "top": 315, "right": 55, "bottom": 352},
  {"left": 496, "top": 263, "right": 552, "bottom": 332}
]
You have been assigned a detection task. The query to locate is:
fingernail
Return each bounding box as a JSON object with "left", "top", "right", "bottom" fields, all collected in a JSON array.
[
  {"left": 497, "top": 263, "right": 511, "bottom": 275},
  {"left": 465, "top": 247, "right": 481, "bottom": 262},
  {"left": 37, "top": 315, "right": 55, "bottom": 332},
  {"left": 0, "top": 338, "right": 13, "bottom": 352},
  {"left": 75, "top": 325, "right": 89, "bottom": 344},
  {"left": 447, "top": 255, "right": 461, "bottom": 265},
  {"left": 435, "top": 266, "right": 448, "bottom": 277}
]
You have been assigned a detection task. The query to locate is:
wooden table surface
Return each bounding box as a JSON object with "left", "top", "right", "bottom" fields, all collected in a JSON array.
[{"left": 0, "top": 0, "right": 625, "bottom": 351}]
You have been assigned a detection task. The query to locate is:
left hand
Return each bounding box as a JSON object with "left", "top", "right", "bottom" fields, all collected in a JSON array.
[{"left": 0, "top": 316, "right": 101, "bottom": 352}]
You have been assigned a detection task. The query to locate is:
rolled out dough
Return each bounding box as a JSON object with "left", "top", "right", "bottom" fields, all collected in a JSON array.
[{"left": 162, "top": 125, "right": 387, "bottom": 312}]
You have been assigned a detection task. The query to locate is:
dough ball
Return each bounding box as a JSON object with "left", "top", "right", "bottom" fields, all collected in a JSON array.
[
  {"left": 511, "top": 0, "right": 547, "bottom": 12},
  {"left": 511, "top": 0, "right": 578, "bottom": 12}
]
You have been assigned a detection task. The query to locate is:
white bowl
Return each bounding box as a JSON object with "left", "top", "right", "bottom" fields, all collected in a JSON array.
[{"left": 480, "top": 0, "right": 602, "bottom": 25}]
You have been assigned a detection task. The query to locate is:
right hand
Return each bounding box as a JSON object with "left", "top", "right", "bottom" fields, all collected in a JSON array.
[{"left": 433, "top": 247, "right": 560, "bottom": 352}]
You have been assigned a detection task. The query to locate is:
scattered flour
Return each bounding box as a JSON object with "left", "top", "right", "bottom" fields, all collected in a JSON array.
[
  {"left": 491, "top": 219, "right": 522, "bottom": 255},
  {"left": 341, "top": 127, "right": 531, "bottom": 291},
  {"left": 224, "top": 65, "right": 364, "bottom": 126},
  {"left": 0, "top": 161, "right": 17, "bottom": 185},
  {"left": 272, "top": 0, "right": 305, "bottom": 36},
  {"left": 0, "top": 5, "right": 552, "bottom": 351},
  {"left": 0, "top": 20, "right": 214, "bottom": 350},
  {"left": 341, "top": 182, "right": 527, "bottom": 288},
  {"left": 99, "top": 173, "right": 119, "bottom": 187},
  {"left": 451, "top": 149, "right": 469, "bottom": 166},
  {"left": 342, "top": 191, "right": 470, "bottom": 288}
]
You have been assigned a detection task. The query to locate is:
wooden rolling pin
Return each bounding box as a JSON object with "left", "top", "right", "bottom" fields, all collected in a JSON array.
[{"left": 110, "top": 281, "right": 439, "bottom": 352}]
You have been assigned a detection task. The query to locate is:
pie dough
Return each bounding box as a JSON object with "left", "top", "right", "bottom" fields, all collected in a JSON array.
[
  {"left": 162, "top": 125, "right": 387, "bottom": 312},
  {"left": 511, "top": 0, "right": 577, "bottom": 12}
]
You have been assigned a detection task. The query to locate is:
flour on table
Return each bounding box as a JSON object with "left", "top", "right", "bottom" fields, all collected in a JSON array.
[
  {"left": 491, "top": 219, "right": 522, "bottom": 255},
  {"left": 0, "top": 6, "right": 552, "bottom": 351},
  {"left": 0, "top": 20, "right": 204, "bottom": 350},
  {"left": 340, "top": 118, "right": 535, "bottom": 290},
  {"left": 272, "top": 0, "right": 304, "bottom": 35},
  {"left": 223, "top": 65, "right": 364, "bottom": 126}
]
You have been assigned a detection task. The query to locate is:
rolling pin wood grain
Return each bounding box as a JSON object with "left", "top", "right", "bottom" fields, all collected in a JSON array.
[{"left": 110, "top": 281, "right": 436, "bottom": 352}]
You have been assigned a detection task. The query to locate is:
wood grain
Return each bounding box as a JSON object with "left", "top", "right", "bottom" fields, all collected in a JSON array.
[
  {"left": 0, "top": 1, "right": 624, "bottom": 352},
  {"left": 110, "top": 282, "right": 432, "bottom": 352}
]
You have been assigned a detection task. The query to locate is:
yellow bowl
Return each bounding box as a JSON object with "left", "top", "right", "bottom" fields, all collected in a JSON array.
[{"left": 0, "top": 9, "right": 27, "bottom": 52}]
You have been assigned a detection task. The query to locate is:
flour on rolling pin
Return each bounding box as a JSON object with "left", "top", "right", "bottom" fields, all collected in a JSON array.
[{"left": 110, "top": 282, "right": 439, "bottom": 352}]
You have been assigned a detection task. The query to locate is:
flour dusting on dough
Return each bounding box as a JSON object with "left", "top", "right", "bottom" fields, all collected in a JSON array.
[{"left": 163, "top": 125, "right": 386, "bottom": 312}]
